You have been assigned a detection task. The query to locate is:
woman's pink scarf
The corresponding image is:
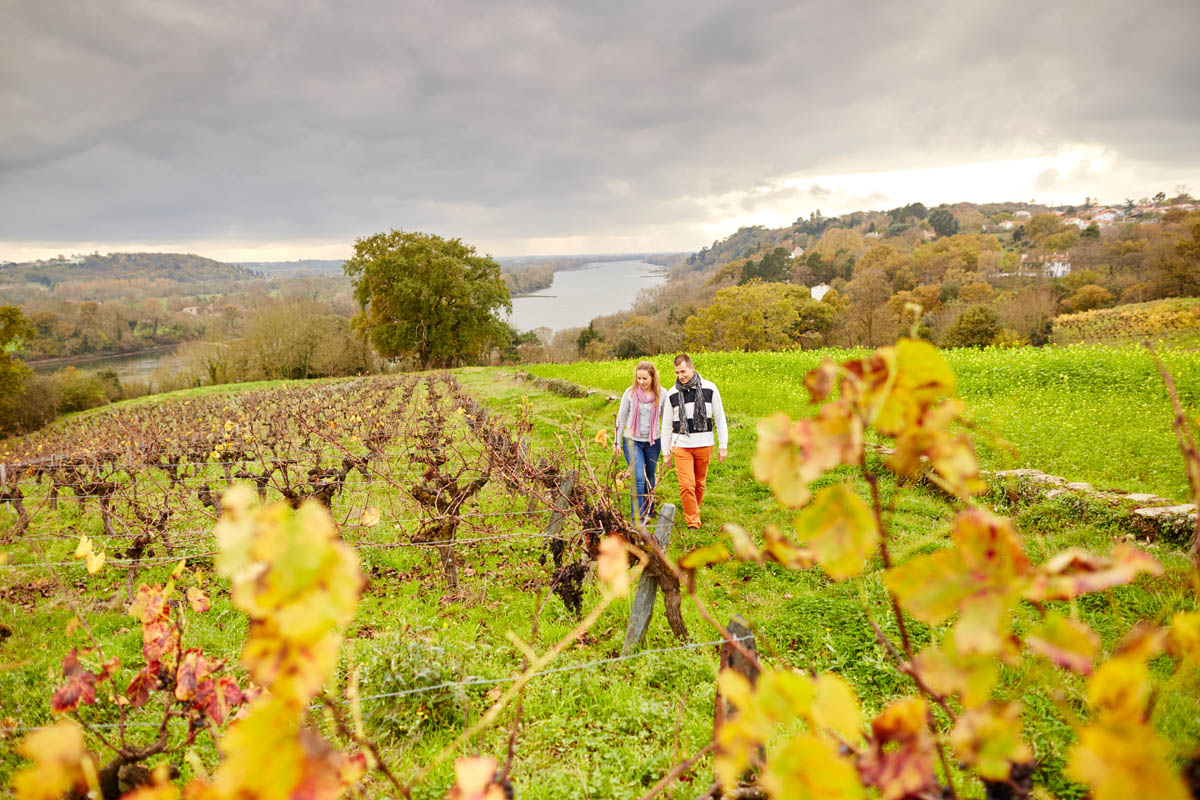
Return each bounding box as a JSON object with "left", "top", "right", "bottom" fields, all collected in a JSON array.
[{"left": 630, "top": 386, "right": 659, "bottom": 445}]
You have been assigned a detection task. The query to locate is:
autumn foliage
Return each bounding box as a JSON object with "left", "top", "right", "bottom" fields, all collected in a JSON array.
[
  {"left": 13, "top": 490, "right": 368, "bottom": 800},
  {"left": 694, "top": 338, "right": 1199, "bottom": 798}
]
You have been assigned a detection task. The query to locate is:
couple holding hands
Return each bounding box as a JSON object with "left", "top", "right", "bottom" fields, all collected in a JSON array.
[{"left": 613, "top": 353, "right": 728, "bottom": 530}]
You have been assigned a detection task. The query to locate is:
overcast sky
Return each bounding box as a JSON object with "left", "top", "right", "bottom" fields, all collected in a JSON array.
[{"left": 2, "top": 0, "right": 1198, "bottom": 262}]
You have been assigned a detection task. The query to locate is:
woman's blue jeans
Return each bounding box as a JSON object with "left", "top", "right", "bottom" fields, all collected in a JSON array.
[{"left": 621, "top": 438, "right": 661, "bottom": 523}]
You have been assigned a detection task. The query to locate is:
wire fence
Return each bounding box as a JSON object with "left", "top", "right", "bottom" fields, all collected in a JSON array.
[
  {"left": 0, "top": 527, "right": 602, "bottom": 571},
  {"left": 5, "top": 635, "right": 751, "bottom": 734}
]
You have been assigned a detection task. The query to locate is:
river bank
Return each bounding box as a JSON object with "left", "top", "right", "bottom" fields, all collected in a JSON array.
[{"left": 507, "top": 259, "right": 667, "bottom": 331}]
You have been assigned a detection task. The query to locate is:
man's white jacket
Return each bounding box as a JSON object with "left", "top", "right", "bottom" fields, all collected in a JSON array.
[{"left": 661, "top": 378, "right": 728, "bottom": 453}]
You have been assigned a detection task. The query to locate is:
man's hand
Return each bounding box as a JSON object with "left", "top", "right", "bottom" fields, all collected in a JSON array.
[{"left": 718, "top": 448, "right": 727, "bottom": 463}]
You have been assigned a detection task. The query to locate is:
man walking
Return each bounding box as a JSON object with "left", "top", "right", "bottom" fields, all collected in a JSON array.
[{"left": 661, "top": 353, "right": 728, "bottom": 530}]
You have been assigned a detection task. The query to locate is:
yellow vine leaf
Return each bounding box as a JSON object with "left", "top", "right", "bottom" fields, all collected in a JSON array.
[
  {"left": 120, "top": 765, "right": 180, "bottom": 800},
  {"left": 207, "top": 697, "right": 303, "bottom": 799},
  {"left": 912, "top": 640, "right": 998, "bottom": 708},
  {"left": 593, "top": 429, "right": 608, "bottom": 447},
  {"left": 792, "top": 483, "right": 878, "bottom": 580},
  {"left": 761, "top": 525, "right": 816, "bottom": 570},
  {"left": 1062, "top": 621, "right": 1188, "bottom": 799},
  {"left": 888, "top": 417, "right": 985, "bottom": 499},
  {"left": 596, "top": 535, "right": 630, "bottom": 598},
  {"left": 1024, "top": 544, "right": 1163, "bottom": 602},
  {"left": 811, "top": 672, "right": 861, "bottom": 744},
  {"left": 724, "top": 523, "right": 764, "bottom": 563},
  {"left": 754, "top": 669, "right": 817, "bottom": 727},
  {"left": 883, "top": 509, "right": 1028, "bottom": 655},
  {"left": 73, "top": 535, "right": 93, "bottom": 560},
  {"left": 214, "top": 486, "right": 363, "bottom": 706},
  {"left": 751, "top": 407, "right": 863, "bottom": 509},
  {"left": 11, "top": 720, "right": 93, "bottom": 800},
  {"left": 359, "top": 507, "right": 381, "bottom": 528},
  {"left": 859, "top": 696, "right": 937, "bottom": 800},
  {"left": 192, "top": 487, "right": 367, "bottom": 799},
  {"left": 948, "top": 702, "right": 1032, "bottom": 781},
  {"left": 839, "top": 339, "right": 955, "bottom": 435},
  {"left": 762, "top": 733, "right": 865, "bottom": 800},
  {"left": 714, "top": 670, "right": 767, "bottom": 790},
  {"left": 186, "top": 587, "right": 211, "bottom": 614},
  {"left": 1167, "top": 611, "right": 1200, "bottom": 663},
  {"left": 680, "top": 543, "right": 731, "bottom": 572},
  {"left": 1086, "top": 655, "right": 1153, "bottom": 724},
  {"left": 446, "top": 755, "right": 506, "bottom": 800},
  {"left": 84, "top": 549, "right": 105, "bottom": 574},
  {"left": 73, "top": 535, "right": 105, "bottom": 574},
  {"left": 1066, "top": 720, "right": 1189, "bottom": 800},
  {"left": 1026, "top": 612, "right": 1100, "bottom": 674}
]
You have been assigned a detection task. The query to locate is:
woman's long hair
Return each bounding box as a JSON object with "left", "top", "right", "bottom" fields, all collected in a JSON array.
[{"left": 632, "top": 360, "right": 661, "bottom": 399}]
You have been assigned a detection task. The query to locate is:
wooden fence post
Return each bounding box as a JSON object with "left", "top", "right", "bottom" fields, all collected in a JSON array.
[
  {"left": 543, "top": 471, "right": 576, "bottom": 540},
  {"left": 713, "top": 615, "right": 759, "bottom": 738},
  {"left": 620, "top": 503, "right": 675, "bottom": 655}
]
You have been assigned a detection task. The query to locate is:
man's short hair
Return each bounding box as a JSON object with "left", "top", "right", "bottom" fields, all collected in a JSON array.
[{"left": 673, "top": 353, "right": 693, "bottom": 367}]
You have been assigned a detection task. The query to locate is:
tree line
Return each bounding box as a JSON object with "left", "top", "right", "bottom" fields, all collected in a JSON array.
[{"left": 509, "top": 194, "right": 1200, "bottom": 361}]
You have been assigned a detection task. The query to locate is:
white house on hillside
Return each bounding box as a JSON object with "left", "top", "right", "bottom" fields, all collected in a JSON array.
[
  {"left": 811, "top": 283, "right": 831, "bottom": 301},
  {"left": 1022, "top": 252, "right": 1072, "bottom": 278}
]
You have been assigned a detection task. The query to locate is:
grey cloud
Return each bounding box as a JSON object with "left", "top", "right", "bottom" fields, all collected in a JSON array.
[{"left": 0, "top": 0, "right": 1197, "bottom": 252}]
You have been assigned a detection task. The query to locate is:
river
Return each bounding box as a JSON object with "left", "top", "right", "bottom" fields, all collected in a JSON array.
[
  {"left": 507, "top": 259, "right": 667, "bottom": 332},
  {"left": 30, "top": 346, "right": 177, "bottom": 381}
]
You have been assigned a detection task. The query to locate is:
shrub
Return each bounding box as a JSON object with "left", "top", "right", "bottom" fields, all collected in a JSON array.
[
  {"left": 0, "top": 374, "right": 60, "bottom": 436},
  {"left": 53, "top": 367, "right": 109, "bottom": 414},
  {"left": 941, "top": 304, "right": 1001, "bottom": 348}
]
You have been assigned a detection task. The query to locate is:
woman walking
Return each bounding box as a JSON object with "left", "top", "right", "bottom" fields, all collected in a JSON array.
[{"left": 614, "top": 360, "right": 670, "bottom": 524}]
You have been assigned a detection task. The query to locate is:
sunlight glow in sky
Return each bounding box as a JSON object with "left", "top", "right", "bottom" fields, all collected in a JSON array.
[{"left": 695, "top": 145, "right": 1141, "bottom": 238}]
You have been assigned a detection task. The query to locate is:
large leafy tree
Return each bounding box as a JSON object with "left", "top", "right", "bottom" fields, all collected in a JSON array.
[
  {"left": 928, "top": 208, "right": 960, "bottom": 238},
  {"left": 0, "top": 305, "right": 34, "bottom": 435},
  {"left": 343, "top": 230, "right": 512, "bottom": 368},
  {"left": 684, "top": 282, "right": 833, "bottom": 352}
]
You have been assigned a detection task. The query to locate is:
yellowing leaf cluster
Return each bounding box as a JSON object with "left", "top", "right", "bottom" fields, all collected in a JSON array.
[
  {"left": 214, "top": 485, "right": 363, "bottom": 706},
  {"left": 188, "top": 486, "right": 367, "bottom": 799}
]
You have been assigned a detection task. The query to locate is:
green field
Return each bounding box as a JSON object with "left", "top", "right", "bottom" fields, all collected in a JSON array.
[
  {"left": 2, "top": 347, "right": 1198, "bottom": 799},
  {"left": 527, "top": 344, "right": 1200, "bottom": 502}
]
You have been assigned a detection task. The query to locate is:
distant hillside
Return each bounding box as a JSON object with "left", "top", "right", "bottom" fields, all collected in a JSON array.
[
  {"left": 1, "top": 252, "right": 258, "bottom": 289},
  {"left": 233, "top": 259, "right": 346, "bottom": 276}
]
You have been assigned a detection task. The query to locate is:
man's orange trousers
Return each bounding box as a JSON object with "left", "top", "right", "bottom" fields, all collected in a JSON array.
[{"left": 672, "top": 446, "right": 713, "bottom": 528}]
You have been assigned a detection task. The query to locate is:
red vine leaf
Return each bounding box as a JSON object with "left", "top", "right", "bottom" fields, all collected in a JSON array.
[
  {"left": 859, "top": 696, "right": 937, "bottom": 800},
  {"left": 176, "top": 649, "right": 218, "bottom": 702},
  {"left": 50, "top": 648, "right": 97, "bottom": 714},
  {"left": 126, "top": 664, "right": 159, "bottom": 708}
]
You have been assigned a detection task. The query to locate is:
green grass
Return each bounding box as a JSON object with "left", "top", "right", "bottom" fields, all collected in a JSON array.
[
  {"left": 525, "top": 344, "right": 1200, "bottom": 501},
  {"left": 2, "top": 356, "right": 1198, "bottom": 799}
]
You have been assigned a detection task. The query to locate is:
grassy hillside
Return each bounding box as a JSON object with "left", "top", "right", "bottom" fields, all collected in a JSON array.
[
  {"left": 527, "top": 344, "right": 1200, "bottom": 501},
  {"left": 2, "top": 351, "right": 1198, "bottom": 798}
]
